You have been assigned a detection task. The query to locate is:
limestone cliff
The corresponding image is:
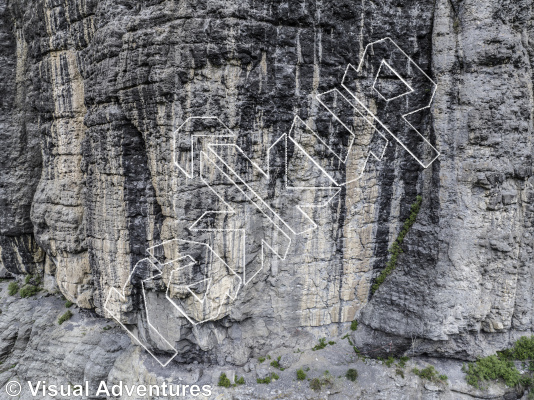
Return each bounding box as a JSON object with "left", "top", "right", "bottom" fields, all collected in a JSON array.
[{"left": 0, "top": 0, "right": 533, "bottom": 398}]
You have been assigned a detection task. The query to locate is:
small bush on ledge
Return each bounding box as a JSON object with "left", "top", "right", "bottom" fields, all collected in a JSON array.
[
  {"left": 346, "top": 368, "right": 358, "bottom": 382},
  {"left": 312, "top": 338, "right": 336, "bottom": 351},
  {"left": 412, "top": 365, "right": 447, "bottom": 383},
  {"left": 309, "top": 378, "right": 321, "bottom": 391},
  {"left": 217, "top": 373, "right": 231, "bottom": 388},
  {"left": 257, "top": 372, "right": 279, "bottom": 384},
  {"left": 58, "top": 310, "right": 73, "bottom": 325},
  {"left": 8, "top": 282, "right": 19, "bottom": 296},
  {"left": 351, "top": 320, "right": 358, "bottom": 331},
  {"left": 464, "top": 336, "right": 534, "bottom": 390},
  {"left": 19, "top": 285, "right": 40, "bottom": 298},
  {"left": 296, "top": 369, "right": 306, "bottom": 380}
]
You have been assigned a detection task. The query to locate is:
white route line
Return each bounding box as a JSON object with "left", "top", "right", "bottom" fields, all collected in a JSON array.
[
  {"left": 164, "top": 239, "right": 242, "bottom": 326},
  {"left": 103, "top": 258, "right": 178, "bottom": 367},
  {"left": 285, "top": 114, "right": 388, "bottom": 186},
  {"left": 201, "top": 148, "right": 293, "bottom": 285},
  {"left": 341, "top": 37, "right": 440, "bottom": 169},
  {"left": 105, "top": 37, "right": 438, "bottom": 366},
  {"left": 172, "top": 116, "right": 235, "bottom": 179},
  {"left": 316, "top": 88, "right": 389, "bottom": 164},
  {"left": 372, "top": 60, "right": 415, "bottom": 102}
]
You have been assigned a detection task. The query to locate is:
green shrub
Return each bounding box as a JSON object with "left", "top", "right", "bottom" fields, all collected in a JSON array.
[
  {"left": 235, "top": 376, "right": 245, "bottom": 385},
  {"left": 296, "top": 369, "right": 306, "bottom": 381},
  {"left": 346, "top": 368, "right": 358, "bottom": 382},
  {"left": 397, "top": 356, "right": 410, "bottom": 369},
  {"left": 24, "top": 274, "right": 41, "bottom": 286},
  {"left": 19, "top": 285, "right": 40, "bottom": 298},
  {"left": 309, "top": 372, "right": 335, "bottom": 391},
  {"left": 7, "top": 282, "right": 19, "bottom": 296},
  {"left": 464, "top": 355, "right": 520, "bottom": 388},
  {"left": 309, "top": 378, "right": 321, "bottom": 391},
  {"left": 312, "top": 338, "right": 327, "bottom": 351},
  {"left": 413, "top": 365, "right": 447, "bottom": 383},
  {"left": 351, "top": 320, "right": 358, "bottom": 331},
  {"left": 322, "top": 372, "right": 334, "bottom": 385},
  {"left": 58, "top": 310, "right": 73, "bottom": 325},
  {"left": 257, "top": 373, "right": 278, "bottom": 384},
  {"left": 217, "top": 373, "right": 231, "bottom": 388},
  {"left": 65, "top": 301, "right": 73, "bottom": 308},
  {"left": 412, "top": 366, "right": 433, "bottom": 380},
  {"left": 258, "top": 356, "right": 265, "bottom": 363},
  {"left": 503, "top": 335, "right": 534, "bottom": 361},
  {"left": 385, "top": 356, "right": 395, "bottom": 367},
  {"left": 328, "top": 341, "right": 336, "bottom": 346},
  {"left": 463, "top": 336, "right": 534, "bottom": 389},
  {"left": 372, "top": 196, "right": 422, "bottom": 294},
  {"left": 341, "top": 333, "right": 353, "bottom": 345},
  {"left": 270, "top": 360, "right": 280, "bottom": 369}
]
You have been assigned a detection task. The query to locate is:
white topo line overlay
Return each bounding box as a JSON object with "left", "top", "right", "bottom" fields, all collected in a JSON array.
[
  {"left": 341, "top": 37, "right": 440, "bottom": 169},
  {"left": 105, "top": 37, "right": 438, "bottom": 367}
]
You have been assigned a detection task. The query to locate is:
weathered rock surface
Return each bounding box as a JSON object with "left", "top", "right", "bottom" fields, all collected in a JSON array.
[
  {"left": 1, "top": 282, "right": 526, "bottom": 399},
  {"left": 0, "top": 0, "right": 533, "bottom": 398}
]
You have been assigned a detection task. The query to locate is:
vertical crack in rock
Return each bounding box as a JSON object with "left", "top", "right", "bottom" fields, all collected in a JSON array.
[
  {"left": 122, "top": 119, "right": 164, "bottom": 303},
  {"left": 0, "top": 0, "right": 44, "bottom": 276},
  {"left": 29, "top": 0, "right": 93, "bottom": 306}
]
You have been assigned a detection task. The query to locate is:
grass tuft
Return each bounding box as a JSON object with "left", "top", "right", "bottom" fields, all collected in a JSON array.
[
  {"left": 58, "top": 310, "right": 73, "bottom": 325},
  {"left": 309, "top": 378, "right": 321, "bottom": 391},
  {"left": 463, "top": 336, "right": 534, "bottom": 389},
  {"left": 312, "top": 338, "right": 327, "bottom": 351},
  {"left": 413, "top": 365, "right": 447, "bottom": 383},
  {"left": 19, "top": 285, "right": 40, "bottom": 298},
  {"left": 312, "top": 338, "right": 336, "bottom": 351},
  {"left": 346, "top": 368, "right": 358, "bottom": 382},
  {"left": 296, "top": 369, "right": 306, "bottom": 381},
  {"left": 217, "top": 373, "right": 231, "bottom": 388},
  {"left": 372, "top": 196, "right": 422, "bottom": 294},
  {"left": 257, "top": 372, "right": 278, "bottom": 384},
  {"left": 8, "top": 282, "right": 19, "bottom": 296}
]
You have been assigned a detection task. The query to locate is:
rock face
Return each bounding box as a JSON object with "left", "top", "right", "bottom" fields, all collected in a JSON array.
[
  {"left": 0, "top": 0, "right": 533, "bottom": 380},
  {"left": 1, "top": 283, "right": 525, "bottom": 400}
]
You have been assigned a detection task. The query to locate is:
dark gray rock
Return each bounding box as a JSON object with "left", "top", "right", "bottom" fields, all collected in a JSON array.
[{"left": 0, "top": 0, "right": 533, "bottom": 398}]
